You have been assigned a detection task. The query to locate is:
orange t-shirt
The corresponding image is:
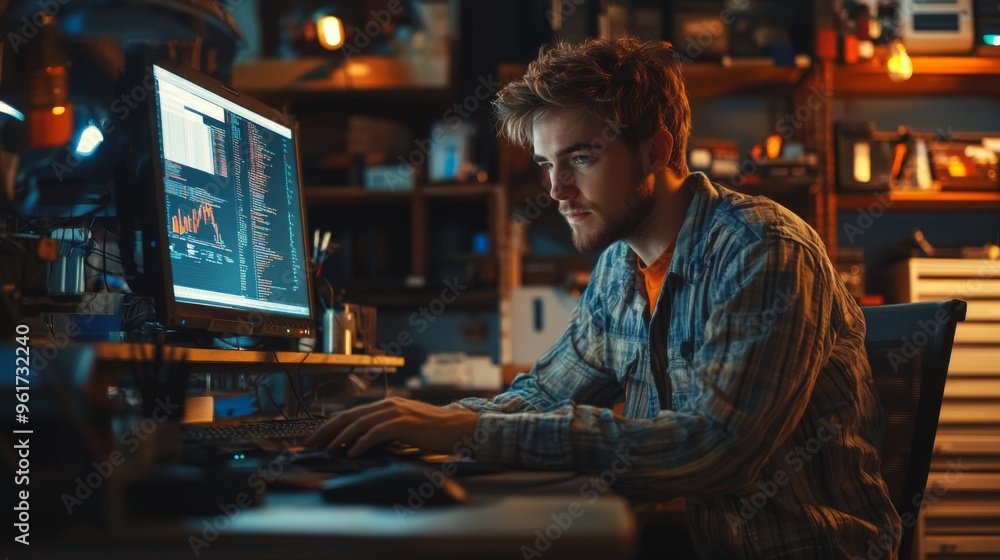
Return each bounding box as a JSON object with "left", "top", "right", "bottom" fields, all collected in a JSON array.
[{"left": 637, "top": 241, "right": 675, "bottom": 312}]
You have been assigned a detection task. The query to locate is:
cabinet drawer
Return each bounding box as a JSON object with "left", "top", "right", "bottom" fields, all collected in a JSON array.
[
  {"left": 909, "top": 258, "right": 1000, "bottom": 278},
  {"left": 912, "top": 278, "right": 1000, "bottom": 298},
  {"left": 924, "top": 535, "right": 1000, "bottom": 557},
  {"left": 949, "top": 348, "right": 1000, "bottom": 375},
  {"left": 942, "top": 377, "right": 1000, "bottom": 399},
  {"left": 953, "top": 323, "right": 1000, "bottom": 344}
]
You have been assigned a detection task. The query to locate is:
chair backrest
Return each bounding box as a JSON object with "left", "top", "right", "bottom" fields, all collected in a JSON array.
[{"left": 861, "top": 299, "right": 967, "bottom": 560}]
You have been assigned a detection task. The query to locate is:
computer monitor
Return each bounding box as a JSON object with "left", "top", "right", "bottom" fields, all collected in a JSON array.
[{"left": 141, "top": 64, "right": 314, "bottom": 339}]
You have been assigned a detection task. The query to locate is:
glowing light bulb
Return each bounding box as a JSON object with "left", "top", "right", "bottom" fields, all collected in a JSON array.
[
  {"left": 317, "top": 16, "right": 344, "bottom": 50},
  {"left": 887, "top": 40, "right": 913, "bottom": 82}
]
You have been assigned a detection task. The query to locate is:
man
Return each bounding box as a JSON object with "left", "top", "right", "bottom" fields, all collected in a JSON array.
[{"left": 308, "top": 36, "right": 900, "bottom": 559}]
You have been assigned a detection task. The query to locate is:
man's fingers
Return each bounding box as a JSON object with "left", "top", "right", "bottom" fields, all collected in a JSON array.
[
  {"left": 348, "top": 418, "right": 408, "bottom": 458},
  {"left": 304, "top": 412, "right": 348, "bottom": 448},
  {"left": 305, "top": 400, "right": 390, "bottom": 448},
  {"left": 326, "top": 407, "right": 400, "bottom": 451}
]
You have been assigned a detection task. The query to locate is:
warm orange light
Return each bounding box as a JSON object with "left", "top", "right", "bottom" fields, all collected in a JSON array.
[
  {"left": 51, "top": 106, "right": 66, "bottom": 115},
  {"left": 765, "top": 134, "right": 783, "bottom": 160},
  {"left": 887, "top": 40, "right": 913, "bottom": 82},
  {"left": 346, "top": 62, "right": 371, "bottom": 77},
  {"left": 317, "top": 16, "right": 344, "bottom": 50}
]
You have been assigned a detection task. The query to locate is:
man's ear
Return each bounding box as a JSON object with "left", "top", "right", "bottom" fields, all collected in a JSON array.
[{"left": 642, "top": 128, "right": 674, "bottom": 174}]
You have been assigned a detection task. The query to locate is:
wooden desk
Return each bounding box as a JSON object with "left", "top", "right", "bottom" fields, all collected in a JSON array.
[
  {"left": 12, "top": 342, "right": 635, "bottom": 559},
  {"left": 26, "top": 476, "right": 636, "bottom": 560},
  {"left": 90, "top": 342, "right": 403, "bottom": 373}
]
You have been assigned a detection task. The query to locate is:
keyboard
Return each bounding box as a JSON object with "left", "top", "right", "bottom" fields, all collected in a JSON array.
[{"left": 183, "top": 418, "right": 328, "bottom": 443}]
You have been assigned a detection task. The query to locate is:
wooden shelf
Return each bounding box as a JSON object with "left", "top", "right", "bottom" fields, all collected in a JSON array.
[
  {"left": 683, "top": 60, "right": 810, "bottom": 98},
  {"left": 232, "top": 55, "right": 450, "bottom": 97},
  {"left": 90, "top": 342, "right": 404, "bottom": 368},
  {"left": 834, "top": 56, "right": 1000, "bottom": 96},
  {"left": 837, "top": 190, "right": 1000, "bottom": 212},
  {"left": 305, "top": 184, "right": 500, "bottom": 204}
]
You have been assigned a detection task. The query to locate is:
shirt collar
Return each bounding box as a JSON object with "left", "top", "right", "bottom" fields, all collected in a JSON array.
[
  {"left": 668, "top": 172, "right": 716, "bottom": 283},
  {"left": 620, "top": 172, "right": 717, "bottom": 302}
]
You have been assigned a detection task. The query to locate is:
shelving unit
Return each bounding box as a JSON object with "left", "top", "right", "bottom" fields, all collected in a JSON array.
[
  {"left": 811, "top": 54, "right": 1000, "bottom": 254},
  {"left": 305, "top": 184, "right": 506, "bottom": 310}
]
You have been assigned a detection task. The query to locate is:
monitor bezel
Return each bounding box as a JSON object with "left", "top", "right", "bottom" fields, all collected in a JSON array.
[{"left": 143, "top": 62, "right": 315, "bottom": 339}]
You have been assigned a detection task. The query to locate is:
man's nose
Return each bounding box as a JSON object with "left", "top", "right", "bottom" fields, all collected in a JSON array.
[{"left": 548, "top": 168, "right": 576, "bottom": 201}]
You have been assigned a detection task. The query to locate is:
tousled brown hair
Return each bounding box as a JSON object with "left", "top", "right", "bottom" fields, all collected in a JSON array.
[{"left": 494, "top": 36, "right": 692, "bottom": 177}]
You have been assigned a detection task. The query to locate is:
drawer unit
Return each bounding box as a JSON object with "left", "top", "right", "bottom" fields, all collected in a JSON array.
[{"left": 886, "top": 258, "right": 1000, "bottom": 560}]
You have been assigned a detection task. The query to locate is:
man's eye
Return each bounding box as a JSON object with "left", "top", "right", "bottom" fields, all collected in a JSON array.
[{"left": 572, "top": 155, "right": 592, "bottom": 165}]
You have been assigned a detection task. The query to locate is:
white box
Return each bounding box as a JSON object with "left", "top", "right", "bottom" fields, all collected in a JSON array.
[{"left": 510, "top": 287, "right": 579, "bottom": 365}]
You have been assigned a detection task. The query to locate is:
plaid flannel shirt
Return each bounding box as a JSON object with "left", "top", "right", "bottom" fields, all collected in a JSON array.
[{"left": 452, "top": 173, "right": 900, "bottom": 559}]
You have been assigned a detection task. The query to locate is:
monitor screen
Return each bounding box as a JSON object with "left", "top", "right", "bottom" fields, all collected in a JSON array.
[{"left": 145, "top": 64, "right": 313, "bottom": 338}]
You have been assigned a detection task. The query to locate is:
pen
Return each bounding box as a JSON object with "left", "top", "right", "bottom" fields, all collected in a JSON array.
[{"left": 319, "top": 231, "right": 332, "bottom": 257}]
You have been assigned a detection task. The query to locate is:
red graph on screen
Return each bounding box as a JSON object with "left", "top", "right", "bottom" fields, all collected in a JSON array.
[{"left": 172, "top": 204, "right": 222, "bottom": 244}]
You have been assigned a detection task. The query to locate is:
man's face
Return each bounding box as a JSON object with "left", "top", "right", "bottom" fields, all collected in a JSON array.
[{"left": 532, "top": 107, "right": 654, "bottom": 253}]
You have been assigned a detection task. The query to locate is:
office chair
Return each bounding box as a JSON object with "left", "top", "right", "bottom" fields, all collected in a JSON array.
[{"left": 861, "top": 299, "right": 967, "bottom": 560}]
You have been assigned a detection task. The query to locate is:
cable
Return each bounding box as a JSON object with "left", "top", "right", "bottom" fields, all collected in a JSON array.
[
  {"left": 255, "top": 382, "right": 291, "bottom": 420},
  {"left": 264, "top": 346, "right": 313, "bottom": 420},
  {"left": 301, "top": 377, "right": 349, "bottom": 412}
]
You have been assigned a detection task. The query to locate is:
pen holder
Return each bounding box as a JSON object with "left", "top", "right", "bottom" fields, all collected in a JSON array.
[{"left": 323, "top": 306, "right": 354, "bottom": 354}]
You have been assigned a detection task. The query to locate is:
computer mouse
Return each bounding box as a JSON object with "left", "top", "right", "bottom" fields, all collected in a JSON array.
[{"left": 321, "top": 463, "right": 468, "bottom": 506}]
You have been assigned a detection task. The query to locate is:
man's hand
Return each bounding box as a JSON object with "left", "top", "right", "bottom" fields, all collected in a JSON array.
[{"left": 304, "top": 397, "right": 480, "bottom": 457}]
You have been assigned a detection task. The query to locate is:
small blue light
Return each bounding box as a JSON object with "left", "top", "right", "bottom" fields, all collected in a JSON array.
[
  {"left": 987, "top": 34, "right": 1000, "bottom": 47},
  {"left": 74, "top": 124, "right": 104, "bottom": 156},
  {"left": 63, "top": 12, "right": 85, "bottom": 34},
  {"left": 233, "top": 454, "right": 239, "bottom": 460}
]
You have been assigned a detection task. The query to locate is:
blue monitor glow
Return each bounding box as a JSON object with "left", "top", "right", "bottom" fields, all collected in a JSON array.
[{"left": 145, "top": 64, "right": 314, "bottom": 338}]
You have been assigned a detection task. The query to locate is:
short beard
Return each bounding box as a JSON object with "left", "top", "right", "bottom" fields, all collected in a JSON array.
[{"left": 571, "top": 167, "right": 655, "bottom": 254}]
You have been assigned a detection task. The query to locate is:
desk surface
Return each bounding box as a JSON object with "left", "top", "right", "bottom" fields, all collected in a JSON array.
[{"left": 28, "top": 475, "right": 636, "bottom": 560}]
